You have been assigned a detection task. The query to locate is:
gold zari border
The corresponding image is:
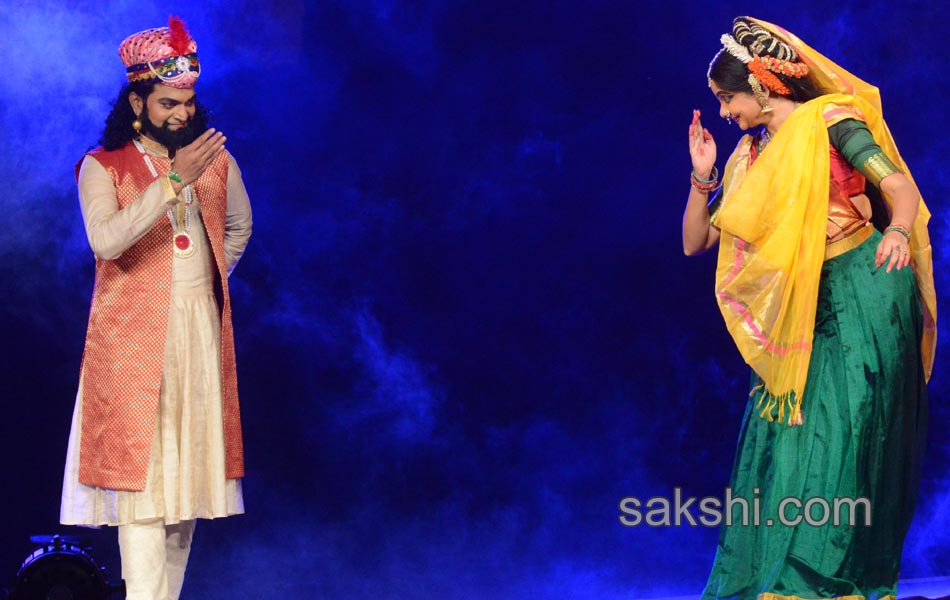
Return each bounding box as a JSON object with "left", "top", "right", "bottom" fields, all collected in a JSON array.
[
  {"left": 824, "top": 223, "right": 873, "bottom": 261},
  {"left": 759, "top": 594, "right": 894, "bottom": 600},
  {"left": 159, "top": 174, "right": 179, "bottom": 201}
]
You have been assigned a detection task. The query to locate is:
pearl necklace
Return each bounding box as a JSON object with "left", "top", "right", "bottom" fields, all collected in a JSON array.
[{"left": 133, "top": 139, "right": 196, "bottom": 258}]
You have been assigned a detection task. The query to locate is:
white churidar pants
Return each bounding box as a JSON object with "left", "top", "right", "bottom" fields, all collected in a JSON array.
[{"left": 118, "top": 519, "right": 196, "bottom": 600}]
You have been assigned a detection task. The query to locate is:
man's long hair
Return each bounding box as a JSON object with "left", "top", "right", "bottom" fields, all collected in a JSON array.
[{"left": 99, "top": 80, "right": 211, "bottom": 151}]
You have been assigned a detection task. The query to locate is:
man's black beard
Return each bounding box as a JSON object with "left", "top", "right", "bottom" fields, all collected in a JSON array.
[{"left": 141, "top": 106, "right": 198, "bottom": 153}]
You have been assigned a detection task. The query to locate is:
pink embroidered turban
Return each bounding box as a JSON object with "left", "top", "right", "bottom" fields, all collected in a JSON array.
[{"left": 118, "top": 16, "right": 200, "bottom": 89}]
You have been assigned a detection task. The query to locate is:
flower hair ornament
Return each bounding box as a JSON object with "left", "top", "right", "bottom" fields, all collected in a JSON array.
[{"left": 708, "top": 33, "right": 810, "bottom": 114}]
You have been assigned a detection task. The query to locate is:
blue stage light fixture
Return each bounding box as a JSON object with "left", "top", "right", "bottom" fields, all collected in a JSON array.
[{"left": 9, "top": 535, "right": 124, "bottom": 600}]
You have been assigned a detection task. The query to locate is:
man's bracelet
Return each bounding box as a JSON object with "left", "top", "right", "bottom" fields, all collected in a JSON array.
[
  {"left": 167, "top": 171, "right": 184, "bottom": 184},
  {"left": 159, "top": 175, "right": 178, "bottom": 201}
]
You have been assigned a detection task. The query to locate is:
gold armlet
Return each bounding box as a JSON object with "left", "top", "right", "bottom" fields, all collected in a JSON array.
[{"left": 862, "top": 153, "right": 900, "bottom": 188}]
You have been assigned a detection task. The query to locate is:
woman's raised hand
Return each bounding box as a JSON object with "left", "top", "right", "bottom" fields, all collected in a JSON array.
[{"left": 688, "top": 109, "right": 716, "bottom": 179}]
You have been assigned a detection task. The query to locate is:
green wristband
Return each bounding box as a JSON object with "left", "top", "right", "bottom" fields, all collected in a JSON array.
[
  {"left": 167, "top": 171, "right": 183, "bottom": 184},
  {"left": 884, "top": 224, "right": 911, "bottom": 244}
]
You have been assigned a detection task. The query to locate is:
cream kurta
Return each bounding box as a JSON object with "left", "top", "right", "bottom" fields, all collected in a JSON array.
[{"left": 61, "top": 137, "right": 251, "bottom": 526}]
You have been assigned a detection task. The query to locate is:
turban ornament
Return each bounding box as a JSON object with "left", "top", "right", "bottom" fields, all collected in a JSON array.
[{"left": 119, "top": 16, "right": 200, "bottom": 89}]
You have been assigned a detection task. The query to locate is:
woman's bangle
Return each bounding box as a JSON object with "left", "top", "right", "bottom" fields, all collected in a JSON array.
[
  {"left": 884, "top": 224, "right": 911, "bottom": 244},
  {"left": 691, "top": 180, "right": 721, "bottom": 194},
  {"left": 692, "top": 166, "right": 718, "bottom": 184},
  {"left": 691, "top": 166, "right": 720, "bottom": 193}
]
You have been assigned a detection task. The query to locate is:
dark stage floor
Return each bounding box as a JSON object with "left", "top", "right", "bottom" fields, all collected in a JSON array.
[{"left": 649, "top": 576, "right": 950, "bottom": 600}]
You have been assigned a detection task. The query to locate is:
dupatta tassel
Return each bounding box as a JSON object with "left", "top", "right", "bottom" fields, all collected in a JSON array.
[{"left": 753, "top": 384, "right": 803, "bottom": 426}]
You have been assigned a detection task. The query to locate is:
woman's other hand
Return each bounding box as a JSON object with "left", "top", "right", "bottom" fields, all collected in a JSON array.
[{"left": 875, "top": 230, "right": 911, "bottom": 272}]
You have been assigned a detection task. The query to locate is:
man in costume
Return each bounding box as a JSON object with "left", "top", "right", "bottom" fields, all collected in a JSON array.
[{"left": 60, "top": 16, "right": 252, "bottom": 600}]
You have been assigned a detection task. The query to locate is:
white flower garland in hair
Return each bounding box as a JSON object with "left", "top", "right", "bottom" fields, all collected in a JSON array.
[
  {"left": 708, "top": 33, "right": 754, "bottom": 87},
  {"left": 720, "top": 34, "right": 752, "bottom": 63}
]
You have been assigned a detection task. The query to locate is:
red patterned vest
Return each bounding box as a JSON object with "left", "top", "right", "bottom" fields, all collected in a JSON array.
[{"left": 75, "top": 142, "right": 244, "bottom": 491}]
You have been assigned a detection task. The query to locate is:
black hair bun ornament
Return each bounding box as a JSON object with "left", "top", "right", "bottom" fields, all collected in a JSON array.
[{"left": 732, "top": 18, "right": 797, "bottom": 61}]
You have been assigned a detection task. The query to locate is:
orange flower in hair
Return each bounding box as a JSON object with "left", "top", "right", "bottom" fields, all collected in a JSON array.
[
  {"left": 748, "top": 57, "right": 791, "bottom": 95},
  {"left": 759, "top": 56, "right": 810, "bottom": 79}
]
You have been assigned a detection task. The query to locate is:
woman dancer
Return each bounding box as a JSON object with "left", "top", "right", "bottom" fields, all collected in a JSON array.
[{"left": 682, "top": 17, "right": 935, "bottom": 600}]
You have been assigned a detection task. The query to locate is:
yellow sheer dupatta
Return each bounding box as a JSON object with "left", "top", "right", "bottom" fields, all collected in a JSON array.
[
  {"left": 713, "top": 100, "right": 830, "bottom": 425},
  {"left": 751, "top": 17, "right": 936, "bottom": 383},
  {"left": 711, "top": 34, "right": 937, "bottom": 425}
]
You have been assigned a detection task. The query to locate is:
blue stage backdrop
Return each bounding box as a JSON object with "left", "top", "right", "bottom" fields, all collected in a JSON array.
[{"left": 1, "top": 1, "right": 946, "bottom": 598}]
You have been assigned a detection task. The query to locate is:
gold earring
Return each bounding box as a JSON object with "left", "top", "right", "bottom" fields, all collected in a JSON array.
[
  {"left": 132, "top": 118, "right": 143, "bottom": 132},
  {"left": 747, "top": 74, "right": 773, "bottom": 114}
]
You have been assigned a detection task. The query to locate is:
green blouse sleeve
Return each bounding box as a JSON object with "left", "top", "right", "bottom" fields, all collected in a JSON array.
[{"left": 827, "top": 118, "right": 901, "bottom": 187}]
